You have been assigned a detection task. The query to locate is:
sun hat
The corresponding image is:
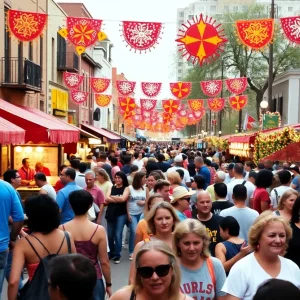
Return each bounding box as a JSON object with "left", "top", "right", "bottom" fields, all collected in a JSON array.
[{"left": 170, "top": 186, "right": 195, "bottom": 203}]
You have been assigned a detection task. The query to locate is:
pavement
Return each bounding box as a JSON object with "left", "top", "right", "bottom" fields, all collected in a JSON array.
[{"left": 2, "top": 249, "right": 132, "bottom": 299}]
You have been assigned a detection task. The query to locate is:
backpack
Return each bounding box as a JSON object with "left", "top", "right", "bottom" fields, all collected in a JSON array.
[{"left": 18, "top": 231, "right": 71, "bottom": 300}]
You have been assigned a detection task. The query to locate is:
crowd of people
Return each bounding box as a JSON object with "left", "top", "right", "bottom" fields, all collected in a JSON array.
[{"left": 2, "top": 143, "right": 300, "bottom": 299}]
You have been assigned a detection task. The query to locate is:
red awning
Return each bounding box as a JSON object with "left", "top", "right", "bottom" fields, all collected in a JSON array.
[
  {"left": 81, "top": 124, "right": 121, "bottom": 143},
  {"left": 0, "top": 117, "right": 25, "bottom": 145},
  {"left": 263, "top": 142, "right": 300, "bottom": 161},
  {"left": 0, "top": 99, "right": 79, "bottom": 144},
  {"left": 228, "top": 134, "right": 257, "bottom": 144}
]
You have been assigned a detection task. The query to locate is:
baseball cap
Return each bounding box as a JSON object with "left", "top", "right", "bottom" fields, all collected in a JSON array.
[
  {"left": 289, "top": 164, "right": 300, "bottom": 173},
  {"left": 170, "top": 186, "right": 195, "bottom": 203},
  {"left": 174, "top": 155, "right": 183, "bottom": 163}
]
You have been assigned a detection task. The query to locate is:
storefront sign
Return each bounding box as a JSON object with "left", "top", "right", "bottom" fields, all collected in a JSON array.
[{"left": 263, "top": 114, "right": 279, "bottom": 129}]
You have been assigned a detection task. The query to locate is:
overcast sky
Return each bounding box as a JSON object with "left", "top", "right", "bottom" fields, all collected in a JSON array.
[{"left": 59, "top": 0, "right": 197, "bottom": 98}]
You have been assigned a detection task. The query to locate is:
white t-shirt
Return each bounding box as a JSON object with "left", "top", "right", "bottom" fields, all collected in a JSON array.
[
  {"left": 224, "top": 174, "right": 235, "bottom": 185},
  {"left": 75, "top": 172, "right": 86, "bottom": 188},
  {"left": 133, "top": 159, "right": 143, "bottom": 170},
  {"left": 222, "top": 253, "right": 300, "bottom": 300},
  {"left": 41, "top": 183, "right": 57, "bottom": 201},
  {"left": 226, "top": 179, "right": 256, "bottom": 207},
  {"left": 167, "top": 166, "right": 191, "bottom": 184},
  {"left": 270, "top": 186, "right": 295, "bottom": 209}
]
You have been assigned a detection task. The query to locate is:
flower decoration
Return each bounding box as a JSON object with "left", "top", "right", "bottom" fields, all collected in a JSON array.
[
  {"left": 225, "top": 77, "right": 248, "bottom": 95},
  {"left": 7, "top": 10, "right": 47, "bottom": 42},
  {"left": 280, "top": 16, "right": 300, "bottom": 44},
  {"left": 90, "top": 78, "right": 111, "bottom": 93},
  {"left": 162, "top": 99, "right": 180, "bottom": 115},
  {"left": 118, "top": 97, "right": 136, "bottom": 113},
  {"left": 95, "top": 94, "right": 112, "bottom": 107},
  {"left": 188, "top": 99, "right": 204, "bottom": 111},
  {"left": 176, "top": 14, "right": 227, "bottom": 66},
  {"left": 229, "top": 95, "right": 248, "bottom": 111},
  {"left": 140, "top": 99, "right": 157, "bottom": 111},
  {"left": 235, "top": 19, "right": 274, "bottom": 50},
  {"left": 116, "top": 80, "right": 136, "bottom": 96},
  {"left": 207, "top": 98, "right": 225, "bottom": 112},
  {"left": 63, "top": 72, "right": 84, "bottom": 89},
  {"left": 141, "top": 82, "right": 162, "bottom": 97},
  {"left": 170, "top": 82, "right": 192, "bottom": 99},
  {"left": 70, "top": 90, "right": 89, "bottom": 104},
  {"left": 121, "top": 21, "right": 163, "bottom": 53},
  {"left": 200, "top": 80, "right": 222, "bottom": 97}
]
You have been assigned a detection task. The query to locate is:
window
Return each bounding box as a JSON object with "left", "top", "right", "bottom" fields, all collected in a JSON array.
[
  {"left": 179, "top": 11, "right": 184, "bottom": 17},
  {"left": 51, "top": 38, "right": 54, "bottom": 81},
  {"left": 233, "top": 6, "right": 239, "bottom": 12},
  {"left": 4, "top": 7, "right": 11, "bottom": 82},
  {"left": 224, "top": 6, "right": 229, "bottom": 12},
  {"left": 288, "top": 7, "right": 293, "bottom": 12},
  {"left": 28, "top": 42, "right": 33, "bottom": 61},
  {"left": 278, "top": 95, "right": 283, "bottom": 116},
  {"left": 40, "top": 37, "right": 43, "bottom": 79},
  {"left": 188, "top": 14, "right": 194, "bottom": 20},
  {"left": 210, "top": 5, "right": 216, "bottom": 12}
]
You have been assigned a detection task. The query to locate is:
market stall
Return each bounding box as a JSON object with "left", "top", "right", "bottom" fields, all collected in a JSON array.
[{"left": 228, "top": 134, "right": 257, "bottom": 159}]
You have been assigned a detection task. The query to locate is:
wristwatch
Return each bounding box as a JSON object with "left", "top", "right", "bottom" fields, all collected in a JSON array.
[{"left": 106, "top": 282, "right": 112, "bottom": 287}]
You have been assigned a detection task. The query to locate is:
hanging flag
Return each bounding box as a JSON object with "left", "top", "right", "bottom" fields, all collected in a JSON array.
[
  {"left": 141, "top": 82, "right": 162, "bottom": 97},
  {"left": 200, "top": 80, "right": 222, "bottom": 97},
  {"left": 243, "top": 112, "right": 257, "bottom": 130},
  {"left": 162, "top": 99, "right": 180, "bottom": 114},
  {"left": 63, "top": 72, "right": 84, "bottom": 89},
  {"left": 90, "top": 78, "right": 111, "bottom": 93},
  {"left": 121, "top": 21, "right": 163, "bottom": 53},
  {"left": 176, "top": 14, "right": 227, "bottom": 66},
  {"left": 118, "top": 97, "right": 136, "bottom": 112},
  {"left": 70, "top": 90, "right": 89, "bottom": 104},
  {"left": 140, "top": 99, "right": 157, "bottom": 111},
  {"left": 225, "top": 77, "right": 248, "bottom": 95},
  {"left": 280, "top": 16, "right": 300, "bottom": 44},
  {"left": 7, "top": 10, "right": 47, "bottom": 42},
  {"left": 229, "top": 95, "right": 248, "bottom": 111},
  {"left": 193, "top": 109, "right": 206, "bottom": 120},
  {"left": 116, "top": 80, "right": 136, "bottom": 96},
  {"left": 207, "top": 98, "right": 225, "bottom": 112},
  {"left": 95, "top": 94, "right": 112, "bottom": 107},
  {"left": 235, "top": 19, "right": 274, "bottom": 50},
  {"left": 188, "top": 99, "right": 204, "bottom": 111},
  {"left": 170, "top": 82, "right": 192, "bottom": 99}
]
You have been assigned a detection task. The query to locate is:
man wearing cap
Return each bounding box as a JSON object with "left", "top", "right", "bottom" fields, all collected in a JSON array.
[
  {"left": 206, "top": 171, "right": 226, "bottom": 202},
  {"left": 170, "top": 186, "right": 195, "bottom": 221},
  {"left": 224, "top": 163, "right": 235, "bottom": 184},
  {"left": 290, "top": 165, "right": 300, "bottom": 192},
  {"left": 194, "top": 157, "right": 210, "bottom": 189},
  {"left": 167, "top": 155, "right": 191, "bottom": 187}
]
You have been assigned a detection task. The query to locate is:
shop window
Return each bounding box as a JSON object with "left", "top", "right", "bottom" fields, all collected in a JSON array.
[{"left": 28, "top": 42, "right": 33, "bottom": 61}]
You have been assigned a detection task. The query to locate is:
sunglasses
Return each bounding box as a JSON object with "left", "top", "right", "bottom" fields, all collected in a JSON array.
[
  {"left": 181, "top": 197, "right": 191, "bottom": 202},
  {"left": 137, "top": 264, "right": 172, "bottom": 278}
]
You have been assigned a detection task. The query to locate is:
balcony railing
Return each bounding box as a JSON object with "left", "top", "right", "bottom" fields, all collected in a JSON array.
[
  {"left": 0, "top": 57, "right": 41, "bottom": 92},
  {"left": 57, "top": 52, "right": 79, "bottom": 72}
]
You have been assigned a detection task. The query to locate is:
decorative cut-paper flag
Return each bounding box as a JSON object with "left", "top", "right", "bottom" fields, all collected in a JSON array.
[
  {"left": 188, "top": 99, "right": 204, "bottom": 111},
  {"left": 121, "top": 21, "right": 163, "bottom": 52},
  {"left": 177, "top": 109, "right": 188, "bottom": 117},
  {"left": 176, "top": 14, "right": 227, "bottom": 66},
  {"left": 70, "top": 90, "right": 89, "bottom": 104},
  {"left": 280, "top": 16, "right": 300, "bottom": 44},
  {"left": 193, "top": 109, "right": 205, "bottom": 120},
  {"left": 116, "top": 80, "right": 136, "bottom": 96},
  {"left": 140, "top": 99, "right": 157, "bottom": 111},
  {"left": 162, "top": 99, "right": 180, "bottom": 114},
  {"left": 95, "top": 94, "right": 112, "bottom": 107},
  {"left": 7, "top": 10, "right": 47, "bottom": 42},
  {"left": 141, "top": 82, "right": 162, "bottom": 97},
  {"left": 170, "top": 82, "right": 192, "bottom": 99},
  {"left": 200, "top": 80, "right": 222, "bottom": 97},
  {"left": 118, "top": 97, "right": 136, "bottom": 112},
  {"left": 90, "top": 78, "right": 111, "bottom": 93},
  {"left": 229, "top": 95, "right": 248, "bottom": 111},
  {"left": 225, "top": 77, "right": 248, "bottom": 95},
  {"left": 63, "top": 72, "right": 84, "bottom": 89},
  {"left": 235, "top": 19, "right": 274, "bottom": 50},
  {"left": 60, "top": 17, "right": 103, "bottom": 55},
  {"left": 207, "top": 98, "right": 225, "bottom": 112}
]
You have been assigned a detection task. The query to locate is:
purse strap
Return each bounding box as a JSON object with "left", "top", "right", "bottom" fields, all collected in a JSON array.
[
  {"left": 64, "top": 231, "right": 72, "bottom": 254},
  {"left": 206, "top": 257, "right": 216, "bottom": 294}
]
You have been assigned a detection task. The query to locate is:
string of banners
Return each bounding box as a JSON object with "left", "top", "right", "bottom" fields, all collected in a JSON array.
[{"left": 6, "top": 9, "right": 300, "bottom": 64}]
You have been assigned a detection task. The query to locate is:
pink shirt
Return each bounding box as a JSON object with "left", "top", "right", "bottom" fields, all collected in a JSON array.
[
  {"left": 111, "top": 166, "right": 121, "bottom": 179},
  {"left": 84, "top": 185, "right": 105, "bottom": 208}
]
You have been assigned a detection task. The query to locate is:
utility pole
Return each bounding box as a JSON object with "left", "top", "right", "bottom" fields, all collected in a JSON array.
[
  {"left": 219, "top": 58, "right": 224, "bottom": 132},
  {"left": 268, "top": 0, "right": 275, "bottom": 108}
]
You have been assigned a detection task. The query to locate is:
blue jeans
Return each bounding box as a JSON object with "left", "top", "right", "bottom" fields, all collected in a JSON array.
[
  {"left": 115, "top": 214, "right": 128, "bottom": 258},
  {"left": 0, "top": 249, "right": 8, "bottom": 297},
  {"left": 92, "top": 278, "right": 105, "bottom": 300},
  {"left": 128, "top": 214, "right": 142, "bottom": 254},
  {"left": 6, "top": 250, "right": 23, "bottom": 290},
  {"left": 107, "top": 220, "right": 116, "bottom": 258}
]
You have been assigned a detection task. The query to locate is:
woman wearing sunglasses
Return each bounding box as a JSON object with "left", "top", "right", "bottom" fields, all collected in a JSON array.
[
  {"left": 170, "top": 186, "right": 195, "bottom": 221},
  {"left": 110, "top": 240, "right": 193, "bottom": 300},
  {"left": 173, "top": 219, "right": 226, "bottom": 300},
  {"left": 129, "top": 202, "right": 180, "bottom": 284}
]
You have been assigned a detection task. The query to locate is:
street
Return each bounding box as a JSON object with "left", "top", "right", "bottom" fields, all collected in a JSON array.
[{"left": 2, "top": 249, "right": 131, "bottom": 299}]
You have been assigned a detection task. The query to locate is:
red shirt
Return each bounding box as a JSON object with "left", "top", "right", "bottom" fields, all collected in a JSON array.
[
  {"left": 253, "top": 187, "right": 270, "bottom": 214},
  {"left": 36, "top": 167, "right": 51, "bottom": 176},
  {"left": 84, "top": 185, "right": 105, "bottom": 208},
  {"left": 54, "top": 180, "right": 64, "bottom": 193},
  {"left": 18, "top": 167, "right": 35, "bottom": 181}
]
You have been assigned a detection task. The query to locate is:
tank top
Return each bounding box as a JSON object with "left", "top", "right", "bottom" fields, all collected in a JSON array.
[
  {"left": 106, "top": 185, "right": 127, "bottom": 219},
  {"left": 222, "top": 240, "right": 243, "bottom": 275},
  {"left": 128, "top": 186, "right": 146, "bottom": 215},
  {"left": 62, "top": 225, "right": 102, "bottom": 279}
]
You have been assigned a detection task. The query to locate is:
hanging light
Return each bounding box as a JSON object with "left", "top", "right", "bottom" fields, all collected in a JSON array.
[{"left": 15, "top": 146, "right": 22, "bottom": 153}]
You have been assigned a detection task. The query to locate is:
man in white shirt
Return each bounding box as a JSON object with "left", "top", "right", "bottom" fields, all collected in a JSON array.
[
  {"left": 35, "top": 172, "right": 56, "bottom": 200},
  {"left": 224, "top": 163, "right": 235, "bottom": 184},
  {"left": 221, "top": 184, "right": 258, "bottom": 241},
  {"left": 226, "top": 163, "right": 255, "bottom": 207},
  {"left": 132, "top": 152, "right": 144, "bottom": 170},
  {"left": 166, "top": 155, "right": 191, "bottom": 187},
  {"left": 270, "top": 169, "right": 294, "bottom": 209}
]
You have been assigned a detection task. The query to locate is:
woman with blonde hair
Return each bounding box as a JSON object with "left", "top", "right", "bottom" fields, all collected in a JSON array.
[
  {"left": 167, "top": 171, "right": 182, "bottom": 194},
  {"left": 129, "top": 202, "right": 180, "bottom": 284},
  {"left": 110, "top": 240, "right": 193, "bottom": 300},
  {"left": 222, "top": 211, "right": 300, "bottom": 300},
  {"left": 273, "top": 189, "right": 298, "bottom": 220},
  {"left": 173, "top": 219, "right": 226, "bottom": 299}
]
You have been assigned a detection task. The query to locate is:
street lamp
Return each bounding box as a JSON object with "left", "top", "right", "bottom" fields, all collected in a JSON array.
[
  {"left": 218, "top": 131, "right": 222, "bottom": 137},
  {"left": 260, "top": 99, "right": 269, "bottom": 130}
]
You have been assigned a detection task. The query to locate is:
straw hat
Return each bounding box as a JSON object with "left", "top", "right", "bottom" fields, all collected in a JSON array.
[{"left": 170, "top": 186, "right": 195, "bottom": 203}]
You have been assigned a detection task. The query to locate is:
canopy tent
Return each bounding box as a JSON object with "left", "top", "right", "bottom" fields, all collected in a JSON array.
[{"left": 0, "top": 117, "right": 25, "bottom": 145}]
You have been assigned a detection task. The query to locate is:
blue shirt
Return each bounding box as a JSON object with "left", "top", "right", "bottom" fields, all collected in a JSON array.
[
  {"left": 56, "top": 182, "right": 82, "bottom": 224},
  {"left": 176, "top": 210, "right": 187, "bottom": 221},
  {"left": 198, "top": 166, "right": 211, "bottom": 189},
  {"left": 0, "top": 180, "right": 24, "bottom": 252}
]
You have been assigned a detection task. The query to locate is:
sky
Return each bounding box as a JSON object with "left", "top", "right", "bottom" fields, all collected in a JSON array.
[{"left": 59, "top": 0, "right": 197, "bottom": 98}]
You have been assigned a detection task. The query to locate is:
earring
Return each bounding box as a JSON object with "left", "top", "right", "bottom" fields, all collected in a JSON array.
[{"left": 257, "top": 244, "right": 260, "bottom": 250}]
